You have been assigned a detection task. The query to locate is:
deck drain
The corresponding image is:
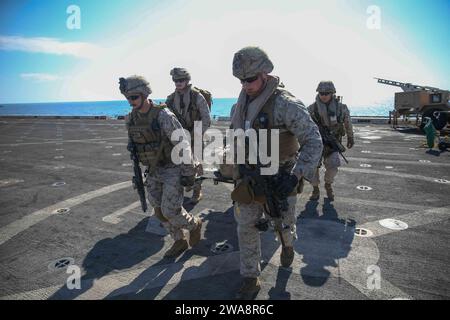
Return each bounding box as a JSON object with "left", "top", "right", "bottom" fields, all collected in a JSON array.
[
  {"left": 54, "top": 156, "right": 64, "bottom": 159},
  {"left": 211, "top": 241, "right": 234, "bottom": 254},
  {"left": 105, "top": 146, "right": 113, "bottom": 149},
  {"left": 354, "top": 228, "right": 373, "bottom": 237},
  {"left": 48, "top": 257, "right": 75, "bottom": 271},
  {"left": 379, "top": 218, "right": 408, "bottom": 231},
  {"left": 52, "top": 181, "right": 66, "bottom": 187},
  {"left": 434, "top": 179, "right": 450, "bottom": 184},
  {"left": 356, "top": 186, "right": 372, "bottom": 191},
  {"left": 385, "top": 166, "right": 394, "bottom": 169},
  {"left": 53, "top": 207, "right": 71, "bottom": 214},
  {"left": 361, "top": 150, "right": 371, "bottom": 153},
  {"left": 122, "top": 163, "right": 132, "bottom": 167},
  {"left": 55, "top": 148, "right": 64, "bottom": 151},
  {"left": 360, "top": 164, "right": 372, "bottom": 168},
  {"left": 112, "top": 153, "right": 122, "bottom": 156},
  {"left": 54, "top": 166, "right": 65, "bottom": 170},
  {"left": 362, "top": 141, "right": 371, "bottom": 144},
  {"left": 419, "top": 160, "right": 430, "bottom": 163}
]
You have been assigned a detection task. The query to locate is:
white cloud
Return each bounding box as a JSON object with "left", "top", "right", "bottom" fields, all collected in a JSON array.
[
  {"left": 0, "top": 35, "right": 102, "bottom": 59},
  {"left": 20, "top": 73, "right": 62, "bottom": 82},
  {"left": 8, "top": 0, "right": 444, "bottom": 106},
  {"left": 59, "top": 0, "right": 446, "bottom": 107}
]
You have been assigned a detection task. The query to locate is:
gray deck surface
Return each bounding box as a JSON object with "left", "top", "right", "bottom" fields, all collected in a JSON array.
[{"left": 0, "top": 118, "right": 449, "bottom": 300}]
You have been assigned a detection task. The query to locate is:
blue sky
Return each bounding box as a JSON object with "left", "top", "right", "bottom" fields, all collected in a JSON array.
[{"left": 0, "top": 0, "right": 449, "bottom": 105}]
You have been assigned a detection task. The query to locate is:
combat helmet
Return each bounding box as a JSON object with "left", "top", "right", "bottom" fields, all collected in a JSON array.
[
  {"left": 119, "top": 75, "right": 152, "bottom": 97},
  {"left": 170, "top": 67, "right": 191, "bottom": 81},
  {"left": 232, "top": 46, "right": 274, "bottom": 79},
  {"left": 316, "top": 81, "right": 336, "bottom": 93}
]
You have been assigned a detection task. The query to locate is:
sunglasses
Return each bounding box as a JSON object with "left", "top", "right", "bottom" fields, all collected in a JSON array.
[
  {"left": 127, "top": 95, "right": 140, "bottom": 101},
  {"left": 319, "top": 92, "right": 332, "bottom": 96},
  {"left": 174, "top": 78, "right": 188, "bottom": 83},
  {"left": 240, "top": 75, "right": 259, "bottom": 84}
]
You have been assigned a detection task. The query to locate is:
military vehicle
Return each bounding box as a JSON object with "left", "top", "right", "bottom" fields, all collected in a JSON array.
[{"left": 375, "top": 77, "right": 450, "bottom": 130}]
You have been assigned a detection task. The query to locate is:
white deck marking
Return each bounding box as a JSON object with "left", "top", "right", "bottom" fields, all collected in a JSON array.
[
  {"left": 340, "top": 167, "right": 450, "bottom": 183},
  {"left": 334, "top": 197, "right": 429, "bottom": 212},
  {"left": 2, "top": 205, "right": 448, "bottom": 300},
  {"left": 0, "top": 181, "right": 131, "bottom": 246},
  {"left": 357, "top": 206, "right": 450, "bottom": 238},
  {"left": 0, "top": 137, "right": 126, "bottom": 147},
  {"left": 347, "top": 157, "right": 450, "bottom": 168},
  {"left": 0, "top": 179, "right": 24, "bottom": 188},
  {"left": 102, "top": 201, "right": 141, "bottom": 224}
]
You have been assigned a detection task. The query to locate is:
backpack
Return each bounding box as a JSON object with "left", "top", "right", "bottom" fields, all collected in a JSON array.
[{"left": 193, "top": 87, "right": 212, "bottom": 110}]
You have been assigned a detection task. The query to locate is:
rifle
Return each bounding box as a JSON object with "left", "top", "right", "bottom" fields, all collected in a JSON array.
[
  {"left": 167, "top": 105, "right": 190, "bottom": 130},
  {"left": 128, "top": 140, "right": 148, "bottom": 212},
  {"left": 319, "top": 126, "right": 349, "bottom": 164},
  {"left": 239, "top": 165, "right": 289, "bottom": 247}
]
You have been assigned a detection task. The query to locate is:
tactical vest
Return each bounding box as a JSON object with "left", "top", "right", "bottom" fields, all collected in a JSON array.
[
  {"left": 166, "top": 87, "right": 203, "bottom": 133},
  {"left": 252, "top": 89, "right": 300, "bottom": 163},
  {"left": 127, "top": 105, "right": 173, "bottom": 170},
  {"left": 230, "top": 89, "right": 301, "bottom": 204},
  {"left": 312, "top": 101, "right": 346, "bottom": 139}
]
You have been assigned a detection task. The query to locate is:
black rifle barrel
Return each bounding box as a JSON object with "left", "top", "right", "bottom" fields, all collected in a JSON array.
[{"left": 130, "top": 142, "right": 148, "bottom": 213}]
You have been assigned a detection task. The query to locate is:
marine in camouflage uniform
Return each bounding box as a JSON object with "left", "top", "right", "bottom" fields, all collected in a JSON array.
[
  {"left": 230, "top": 47, "right": 323, "bottom": 299},
  {"left": 307, "top": 81, "right": 354, "bottom": 201},
  {"left": 166, "top": 67, "right": 211, "bottom": 204},
  {"left": 120, "top": 75, "right": 203, "bottom": 258}
]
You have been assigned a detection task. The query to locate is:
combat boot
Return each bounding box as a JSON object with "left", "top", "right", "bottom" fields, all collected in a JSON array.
[
  {"left": 190, "top": 185, "right": 203, "bottom": 204},
  {"left": 235, "top": 277, "right": 261, "bottom": 300},
  {"left": 188, "top": 219, "right": 203, "bottom": 247},
  {"left": 309, "top": 186, "right": 320, "bottom": 201},
  {"left": 164, "top": 239, "right": 188, "bottom": 258},
  {"left": 325, "top": 183, "right": 334, "bottom": 201},
  {"left": 280, "top": 246, "right": 294, "bottom": 268}
]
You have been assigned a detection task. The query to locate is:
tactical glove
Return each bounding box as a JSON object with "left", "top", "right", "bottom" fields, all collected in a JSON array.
[
  {"left": 180, "top": 175, "right": 195, "bottom": 187},
  {"left": 347, "top": 137, "right": 354, "bottom": 149}
]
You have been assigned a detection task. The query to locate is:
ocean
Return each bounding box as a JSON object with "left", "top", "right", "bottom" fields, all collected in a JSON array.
[{"left": 0, "top": 98, "right": 392, "bottom": 118}]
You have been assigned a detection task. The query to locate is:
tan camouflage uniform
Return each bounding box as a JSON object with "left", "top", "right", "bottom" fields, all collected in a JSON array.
[
  {"left": 122, "top": 75, "right": 199, "bottom": 242},
  {"left": 308, "top": 84, "right": 353, "bottom": 187},
  {"left": 167, "top": 85, "right": 211, "bottom": 187},
  {"left": 140, "top": 108, "right": 198, "bottom": 240},
  {"left": 230, "top": 47, "right": 323, "bottom": 279},
  {"left": 166, "top": 68, "right": 211, "bottom": 197}
]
